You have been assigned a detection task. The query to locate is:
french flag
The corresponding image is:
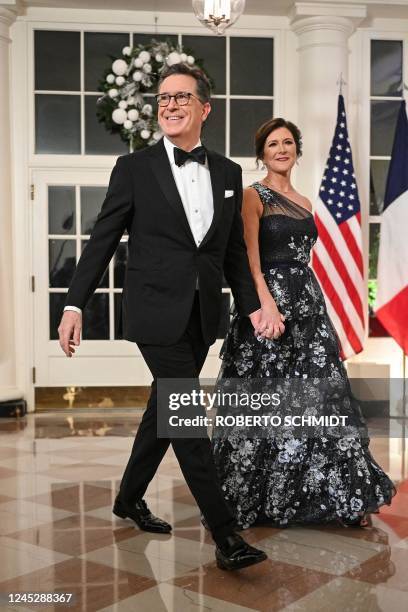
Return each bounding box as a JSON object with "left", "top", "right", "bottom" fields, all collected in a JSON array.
[{"left": 375, "top": 100, "right": 408, "bottom": 354}]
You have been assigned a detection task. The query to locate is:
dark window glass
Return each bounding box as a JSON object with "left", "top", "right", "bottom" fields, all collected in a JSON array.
[
  {"left": 85, "top": 95, "right": 129, "bottom": 155},
  {"left": 35, "top": 94, "right": 81, "bottom": 154},
  {"left": 80, "top": 186, "right": 106, "bottom": 234},
  {"left": 48, "top": 186, "right": 76, "bottom": 235},
  {"left": 182, "top": 35, "right": 226, "bottom": 94},
  {"left": 81, "top": 240, "right": 109, "bottom": 288},
  {"left": 230, "top": 37, "right": 273, "bottom": 96},
  {"left": 35, "top": 30, "right": 80, "bottom": 91},
  {"left": 85, "top": 32, "right": 130, "bottom": 91},
  {"left": 370, "top": 160, "right": 390, "bottom": 215},
  {"left": 114, "top": 292, "right": 123, "bottom": 340},
  {"left": 49, "top": 239, "right": 76, "bottom": 288},
  {"left": 217, "top": 293, "right": 231, "bottom": 339},
  {"left": 82, "top": 293, "right": 109, "bottom": 340},
  {"left": 371, "top": 40, "right": 403, "bottom": 97},
  {"left": 114, "top": 242, "right": 128, "bottom": 288},
  {"left": 369, "top": 223, "right": 381, "bottom": 279},
  {"left": 49, "top": 293, "right": 66, "bottom": 340},
  {"left": 370, "top": 100, "right": 400, "bottom": 157},
  {"left": 230, "top": 99, "right": 273, "bottom": 157},
  {"left": 202, "top": 98, "right": 225, "bottom": 154}
]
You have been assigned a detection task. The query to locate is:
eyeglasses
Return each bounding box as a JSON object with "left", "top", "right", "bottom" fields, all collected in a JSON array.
[{"left": 155, "top": 92, "right": 202, "bottom": 107}]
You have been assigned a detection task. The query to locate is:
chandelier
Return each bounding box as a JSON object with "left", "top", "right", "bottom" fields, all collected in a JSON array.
[{"left": 192, "top": 0, "right": 246, "bottom": 36}]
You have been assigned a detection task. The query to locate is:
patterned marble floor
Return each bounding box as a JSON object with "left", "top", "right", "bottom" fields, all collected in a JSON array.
[{"left": 0, "top": 411, "right": 407, "bottom": 612}]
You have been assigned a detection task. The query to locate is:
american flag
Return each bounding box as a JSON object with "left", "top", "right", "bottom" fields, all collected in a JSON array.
[{"left": 312, "top": 94, "right": 365, "bottom": 359}]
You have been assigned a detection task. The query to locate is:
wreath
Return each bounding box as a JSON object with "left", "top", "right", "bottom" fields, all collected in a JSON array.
[{"left": 96, "top": 39, "right": 211, "bottom": 150}]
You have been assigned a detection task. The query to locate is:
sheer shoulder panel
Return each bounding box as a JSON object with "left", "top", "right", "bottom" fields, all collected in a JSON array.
[{"left": 251, "top": 182, "right": 312, "bottom": 220}]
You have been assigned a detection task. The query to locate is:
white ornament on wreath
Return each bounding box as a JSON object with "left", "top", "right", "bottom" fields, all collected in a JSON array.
[
  {"left": 127, "top": 109, "right": 139, "bottom": 121},
  {"left": 112, "top": 59, "right": 128, "bottom": 76},
  {"left": 112, "top": 108, "right": 128, "bottom": 124},
  {"left": 139, "top": 50, "right": 151, "bottom": 62},
  {"left": 116, "top": 76, "right": 125, "bottom": 86},
  {"left": 133, "top": 71, "right": 143, "bottom": 82},
  {"left": 167, "top": 51, "right": 182, "bottom": 66},
  {"left": 142, "top": 103, "right": 153, "bottom": 115},
  {"left": 106, "top": 74, "right": 115, "bottom": 84},
  {"left": 108, "top": 88, "right": 118, "bottom": 98}
]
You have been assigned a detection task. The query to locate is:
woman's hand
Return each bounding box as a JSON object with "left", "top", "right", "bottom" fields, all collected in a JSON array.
[{"left": 257, "top": 302, "right": 285, "bottom": 340}]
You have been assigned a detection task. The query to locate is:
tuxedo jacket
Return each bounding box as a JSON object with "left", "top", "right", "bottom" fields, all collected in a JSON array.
[{"left": 65, "top": 138, "right": 260, "bottom": 346}]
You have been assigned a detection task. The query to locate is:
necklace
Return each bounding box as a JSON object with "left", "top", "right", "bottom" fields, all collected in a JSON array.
[{"left": 262, "top": 177, "right": 294, "bottom": 195}]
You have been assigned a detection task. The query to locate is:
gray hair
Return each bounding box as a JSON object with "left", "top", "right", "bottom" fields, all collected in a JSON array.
[{"left": 158, "top": 63, "right": 211, "bottom": 103}]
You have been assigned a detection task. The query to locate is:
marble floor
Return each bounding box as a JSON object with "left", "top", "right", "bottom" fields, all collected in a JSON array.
[{"left": 0, "top": 411, "right": 407, "bottom": 612}]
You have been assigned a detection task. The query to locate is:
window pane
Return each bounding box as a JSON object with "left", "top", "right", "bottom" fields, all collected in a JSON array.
[
  {"left": 230, "top": 37, "right": 273, "bottom": 96},
  {"left": 202, "top": 98, "right": 225, "bottom": 154},
  {"left": 369, "top": 223, "right": 380, "bottom": 279},
  {"left": 114, "top": 242, "right": 128, "bottom": 288},
  {"left": 82, "top": 294, "right": 109, "bottom": 340},
  {"left": 81, "top": 240, "right": 109, "bottom": 288},
  {"left": 182, "top": 35, "right": 226, "bottom": 94},
  {"left": 371, "top": 40, "right": 403, "bottom": 97},
  {"left": 85, "top": 32, "right": 130, "bottom": 91},
  {"left": 35, "top": 94, "right": 81, "bottom": 154},
  {"left": 370, "top": 100, "right": 400, "bottom": 156},
  {"left": 49, "top": 293, "right": 66, "bottom": 340},
  {"left": 48, "top": 186, "right": 76, "bottom": 235},
  {"left": 217, "top": 293, "right": 231, "bottom": 339},
  {"left": 35, "top": 30, "right": 80, "bottom": 91},
  {"left": 85, "top": 95, "right": 129, "bottom": 155},
  {"left": 80, "top": 186, "right": 106, "bottom": 234},
  {"left": 370, "top": 160, "right": 390, "bottom": 215},
  {"left": 49, "top": 239, "right": 76, "bottom": 288},
  {"left": 230, "top": 99, "right": 273, "bottom": 157},
  {"left": 114, "top": 293, "right": 123, "bottom": 340}
]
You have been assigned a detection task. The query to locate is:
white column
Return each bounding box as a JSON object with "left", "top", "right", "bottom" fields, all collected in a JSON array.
[
  {"left": 0, "top": 5, "right": 20, "bottom": 404},
  {"left": 290, "top": 2, "right": 366, "bottom": 200}
]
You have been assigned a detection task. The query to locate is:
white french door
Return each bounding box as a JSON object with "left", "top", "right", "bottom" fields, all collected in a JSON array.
[{"left": 31, "top": 168, "right": 225, "bottom": 386}]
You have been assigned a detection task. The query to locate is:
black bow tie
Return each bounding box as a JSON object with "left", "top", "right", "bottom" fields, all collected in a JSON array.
[{"left": 174, "top": 146, "right": 206, "bottom": 167}]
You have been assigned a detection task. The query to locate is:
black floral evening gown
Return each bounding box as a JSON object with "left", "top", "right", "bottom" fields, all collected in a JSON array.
[{"left": 212, "top": 182, "right": 395, "bottom": 529}]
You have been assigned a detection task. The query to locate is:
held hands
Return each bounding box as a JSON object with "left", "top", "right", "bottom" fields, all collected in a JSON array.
[
  {"left": 58, "top": 311, "right": 82, "bottom": 357},
  {"left": 249, "top": 303, "right": 285, "bottom": 340}
]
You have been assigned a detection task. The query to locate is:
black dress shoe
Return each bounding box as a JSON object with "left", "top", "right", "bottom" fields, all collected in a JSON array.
[
  {"left": 113, "top": 496, "right": 172, "bottom": 533},
  {"left": 215, "top": 533, "right": 267, "bottom": 571}
]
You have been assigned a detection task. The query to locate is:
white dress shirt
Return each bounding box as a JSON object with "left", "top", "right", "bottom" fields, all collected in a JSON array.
[{"left": 64, "top": 136, "right": 214, "bottom": 314}]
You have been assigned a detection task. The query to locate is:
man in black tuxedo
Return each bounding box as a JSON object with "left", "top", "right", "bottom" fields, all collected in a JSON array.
[{"left": 59, "top": 63, "right": 273, "bottom": 570}]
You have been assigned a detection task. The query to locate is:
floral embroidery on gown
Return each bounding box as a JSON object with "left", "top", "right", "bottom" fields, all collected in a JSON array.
[{"left": 212, "top": 182, "right": 395, "bottom": 528}]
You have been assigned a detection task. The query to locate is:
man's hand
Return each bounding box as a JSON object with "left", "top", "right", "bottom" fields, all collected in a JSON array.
[
  {"left": 58, "top": 311, "right": 82, "bottom": 357},
  {"left": 249, "top": 305, "right": 285, "bottom": 339},
  {"left": 249, "top": 308, "right": 262, "bottom": 334}
]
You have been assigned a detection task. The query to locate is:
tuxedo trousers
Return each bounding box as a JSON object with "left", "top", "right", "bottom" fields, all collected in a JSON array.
[{"left": 119, "top": 292, "right": 235, "bottom": 541}]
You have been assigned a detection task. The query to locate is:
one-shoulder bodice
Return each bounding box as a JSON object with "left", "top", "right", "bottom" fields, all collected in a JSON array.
[{"left": 251, "top": 182, "right": 318, "bottom": 267}]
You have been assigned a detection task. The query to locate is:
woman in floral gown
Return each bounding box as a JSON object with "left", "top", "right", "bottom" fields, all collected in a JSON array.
[{"left": 212, "top": 118, "right": 395, "bottom": 529}]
